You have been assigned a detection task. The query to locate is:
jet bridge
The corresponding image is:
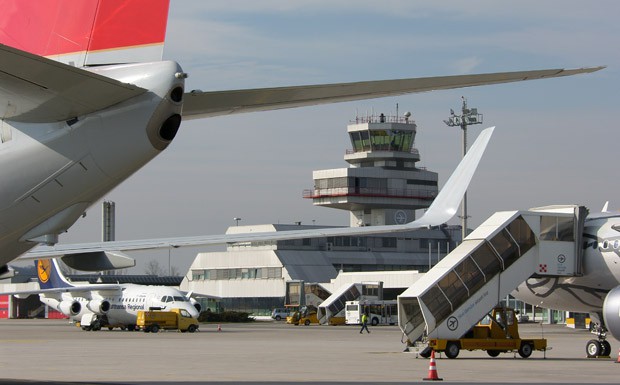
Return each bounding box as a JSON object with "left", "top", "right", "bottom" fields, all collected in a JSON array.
[{"left": 398, "top": 205, "right": 586, "bottom": 344}]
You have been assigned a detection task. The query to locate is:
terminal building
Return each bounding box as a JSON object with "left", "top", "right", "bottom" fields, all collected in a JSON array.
[{"left": 181, "top": 112, "right": 462, "bottom": 315}]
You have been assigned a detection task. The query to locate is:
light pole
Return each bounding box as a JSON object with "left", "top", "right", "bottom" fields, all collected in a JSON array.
[
  {"left": 233, "top": 217, "right": 241, "bottom": 226},
  {"left": 443, "top": 97, "right": 483, "bottom": 240}
]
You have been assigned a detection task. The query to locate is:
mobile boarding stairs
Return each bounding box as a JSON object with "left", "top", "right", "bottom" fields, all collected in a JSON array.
[{"left": 398, "top": 205, "right": 586, "bottom": 345}]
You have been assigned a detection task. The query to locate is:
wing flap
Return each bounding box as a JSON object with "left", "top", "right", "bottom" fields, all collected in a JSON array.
[
  {"left": 182, "top": 67, "right": 603, "bottom": 119},
  {"left": 0, "top": 44, "right": 146, "bottom": 122}
]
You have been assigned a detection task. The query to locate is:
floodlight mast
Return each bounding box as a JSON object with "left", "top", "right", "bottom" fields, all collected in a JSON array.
[{"left": 443, "top": 97, "right": 483, "bottom": 240}]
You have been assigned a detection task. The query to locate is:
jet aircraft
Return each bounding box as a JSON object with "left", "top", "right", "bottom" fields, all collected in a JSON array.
[
  {"left": 512, "top": 204, "right": 620, "bottom": 357},
  {"left": 0, "top": 0, "right": 601, "bottom": 274},
  {"left": 4, "top": 258, "right": 202, "bottom": 331}
]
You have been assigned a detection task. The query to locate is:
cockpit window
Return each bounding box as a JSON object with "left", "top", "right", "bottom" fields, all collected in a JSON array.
[{"left": 173, "top": 296, "right": 186, "bottom": 302}]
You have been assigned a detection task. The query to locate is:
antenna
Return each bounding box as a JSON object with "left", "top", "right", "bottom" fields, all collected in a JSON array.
[{"left": 443, "top": 97, "right": 483, "bottom": 240}]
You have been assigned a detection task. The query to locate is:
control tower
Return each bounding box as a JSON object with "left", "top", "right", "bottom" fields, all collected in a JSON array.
[{"left": 304, "top": 112, "right": 438, "bottom": 227}]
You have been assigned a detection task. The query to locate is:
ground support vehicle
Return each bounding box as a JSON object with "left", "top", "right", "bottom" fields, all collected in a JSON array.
[
  {"left": 423, "top": 307, "right": 546, "bottom": 359},
  {"left": 137, "top": 308, "right": 199, "bottom": 333},
  {"left": 345, "top": 300, "right": 397, "bottom": 326},
  {"left": 287, "top": 305, "right": 319, "bottom": 326}
]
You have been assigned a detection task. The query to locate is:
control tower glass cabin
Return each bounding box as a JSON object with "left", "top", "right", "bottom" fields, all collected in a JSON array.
[{"left": 306, "top": 112, "right": 439, "bottom": 227}]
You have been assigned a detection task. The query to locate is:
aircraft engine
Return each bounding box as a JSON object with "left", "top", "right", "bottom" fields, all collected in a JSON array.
[
  {"left": 86, "top": 299, "right": 111, "bottom": 315},
  {"left": 58, "top": 300, "right": 82, "bottom": 316},
  {"left": 190, "top": 298, "right": 201, "bottom": 313},
  {"left": 602, "top": 286, "right": 620, "bottom": 340}
]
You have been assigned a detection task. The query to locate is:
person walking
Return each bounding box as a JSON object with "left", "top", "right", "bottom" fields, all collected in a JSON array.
[{"left": 360, "top": 313, "right": 370, "bottom": 334}]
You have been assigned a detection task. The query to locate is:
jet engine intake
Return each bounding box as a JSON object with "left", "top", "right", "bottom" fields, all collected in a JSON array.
[
  {"left": 190, "top": 297, "right": 201, "bottom": 313},
  {"left": 86, "top": 299, "right": 111, "bottom": 315},
  {"left": 602, "top": 286, "right": 620, "bottom": 340},
  {"left": 58, "top": 300, "right": 82, "bottom": 316}
]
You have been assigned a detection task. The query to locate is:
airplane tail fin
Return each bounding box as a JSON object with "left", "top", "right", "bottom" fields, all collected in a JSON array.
[
  {"left": 602, "top": 201, "right": 609, "bottom": 212},
  {"left": 0, "top": 0, "right": 170, "bottom": 67},
  {"left": 35, "top": 259, "right": 73, "bottom": 290},
  {"left": 409, "top": 126, "right": 495, "bottom": 228}
]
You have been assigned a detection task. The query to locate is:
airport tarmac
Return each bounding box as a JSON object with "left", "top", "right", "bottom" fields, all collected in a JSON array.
[{"left": 0, "top": 319, "right": 617, "bottom": 384}]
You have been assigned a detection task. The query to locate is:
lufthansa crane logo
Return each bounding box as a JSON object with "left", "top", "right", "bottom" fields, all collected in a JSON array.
[{"left": 37, "top": 260, "right": 51, "bottom": 283}]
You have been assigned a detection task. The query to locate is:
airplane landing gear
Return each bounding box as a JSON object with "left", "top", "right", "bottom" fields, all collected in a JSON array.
[
  {"left": 586, "top": 339, "right": 611, "bottom": 358},
  {"left": 586, "top": 315, "right": 611, "bottom": 358}
]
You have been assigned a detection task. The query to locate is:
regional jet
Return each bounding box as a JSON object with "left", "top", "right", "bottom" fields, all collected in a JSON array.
[{"left": 4, "top": 258, "right": 202, "bottom": 331}]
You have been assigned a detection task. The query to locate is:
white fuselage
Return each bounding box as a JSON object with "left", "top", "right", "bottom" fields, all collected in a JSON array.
[
  {"left": 0, "top": 61, "right": 184, "bottom": 267},
  {"left": 39, "top": 284, "right": 199, "bottom": 325},
  {"left": 513, "top": 214, "right": 620, "bottom": 313}
]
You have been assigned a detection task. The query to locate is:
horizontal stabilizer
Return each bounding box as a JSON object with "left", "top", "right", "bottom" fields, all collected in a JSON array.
[
  {"left": 0, "top": 44, "right": 146, "bottom": 122},
  {"left": 182, "top": 67, "right": 604, "bottom": 119}
]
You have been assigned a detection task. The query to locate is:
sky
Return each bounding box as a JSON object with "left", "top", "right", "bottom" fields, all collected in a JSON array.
[{"left": 32, "top": 1, "right": 619, "bottom": 275}]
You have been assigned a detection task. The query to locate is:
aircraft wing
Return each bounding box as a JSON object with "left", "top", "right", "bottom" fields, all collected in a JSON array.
[
  {"left": 0, "top": 284, "right": 123, "bottom": 296},
  {"left": 20, "top": 126, "right": 494, "bottom": 261},
  {"left": 181, "top": 67, "right": 604, "bottom": 119},
  {"left": 0, "top": 44, "right": 146, "bottom": 123}
]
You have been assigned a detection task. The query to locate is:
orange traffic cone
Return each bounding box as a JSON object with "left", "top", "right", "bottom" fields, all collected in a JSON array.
[
  {"left": 423, "top": 350, "right": 443, "bottom": 381},
  {"left": 217, "top": 324, "right": 222, "bottom": 332}
]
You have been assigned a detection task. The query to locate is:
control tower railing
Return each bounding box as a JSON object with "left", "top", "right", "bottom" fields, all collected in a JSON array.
[{"left": 398, "top": 205, "right": 585, "bottom": 343}]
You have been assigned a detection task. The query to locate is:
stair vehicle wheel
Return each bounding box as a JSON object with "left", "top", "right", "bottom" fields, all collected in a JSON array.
[
  {"left": 586, "top": 339, "right": 602, "bottom": 358},
  {"left": 304, "top": 319, "right": 311, "bottom": 326},
  {"left": 600, "top": 340, "right": 611, "bottom": 357},
  {"left": 150, "top": 324, "right": 160, "bottom": 333},
  {"left": 518, "top": 342, "right": 533, "bottom": 358},
  {"left": 445, "top": 342, "right": 460, "bottom": 359},
  {"left": 487, "top": 350, "right": 501, "bottom": 357},
  {"left": 187, "top": 324, "right": 197, "bottom": 333}
]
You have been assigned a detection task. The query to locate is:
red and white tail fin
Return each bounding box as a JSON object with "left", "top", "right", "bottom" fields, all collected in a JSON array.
[{"left": 0, "top": 0, "right": 170, "bottom": 67}]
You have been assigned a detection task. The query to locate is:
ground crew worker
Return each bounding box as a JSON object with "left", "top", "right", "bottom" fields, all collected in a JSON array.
[{"left": 360, "top": 313, "right": 370, "bottom": 334}]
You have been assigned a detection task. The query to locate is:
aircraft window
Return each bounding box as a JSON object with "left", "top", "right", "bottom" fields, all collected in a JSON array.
[{"left": 173, "top": 296, "right": 186, "bottom": 302}]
